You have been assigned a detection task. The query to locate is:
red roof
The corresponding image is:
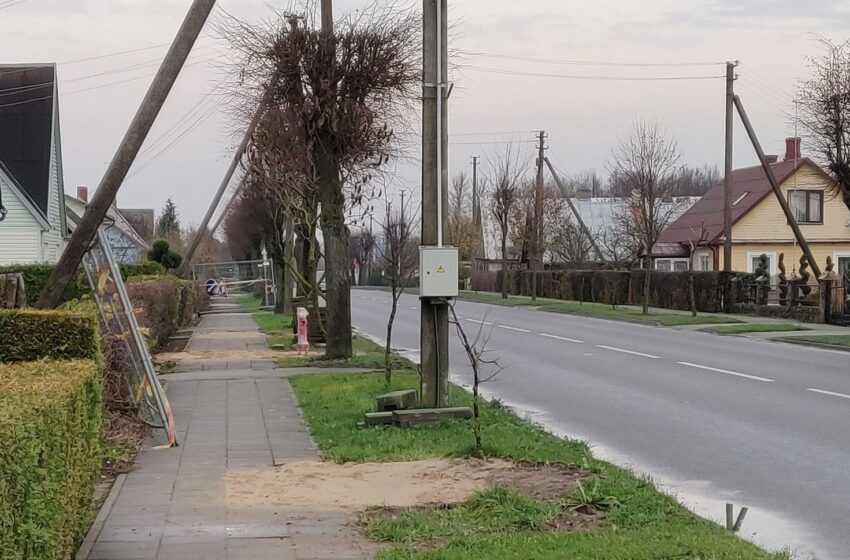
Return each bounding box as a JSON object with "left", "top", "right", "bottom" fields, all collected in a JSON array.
[{"left": 658, "top": 158, "right": 812, "bottom": 247}]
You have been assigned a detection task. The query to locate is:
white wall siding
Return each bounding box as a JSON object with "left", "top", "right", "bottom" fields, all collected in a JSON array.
[
  {"left": 0, "top": 179, "right": 43, "bottom": 265},
  {"left": 40, "top": 102, "right": 64, "bottom": 263}
]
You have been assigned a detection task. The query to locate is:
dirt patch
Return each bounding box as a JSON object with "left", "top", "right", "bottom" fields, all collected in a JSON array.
[
  {"left": 226, "top": 458, "right": 586, "bottom": 512},
  {"left": 155, "top": 349, "right": 294, "bottom": 362}
]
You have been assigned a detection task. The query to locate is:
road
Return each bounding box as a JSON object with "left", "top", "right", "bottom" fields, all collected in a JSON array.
[{"left": 351, "top": 288, "right": 850, "bottom": 560}]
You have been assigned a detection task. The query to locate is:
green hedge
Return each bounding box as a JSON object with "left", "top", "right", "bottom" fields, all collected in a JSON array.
[
  {"left": 0, "top": 358, "right": 102, "bottom": 560},
  {"left": 0, "top": 262, "right": 165, "bottom": 307},
  {"left": 126, "top": 278, "right": 202, "bottom": 348},
  {"left": 494, "top": 269, "right": 736, "bottom": 312},
  {"left": 0, "top": 310, "right": 100, "bottom": 363}
]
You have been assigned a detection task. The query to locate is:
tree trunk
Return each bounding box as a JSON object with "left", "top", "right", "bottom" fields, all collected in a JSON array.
[
  {"left": 642, "top": 255, "right": 651, "bottom": 315},
  {"left": 501, "top": 234, "right": 508, "bottom": 300},
  {"left": 282, "top": 218, "right": 295, "bottom": 315},
  {"left": 317, "top": 137, "right": 352, "bottom": 360},
  {"left": 385, "top": 287, "right": 398, "bottom": 384},
  {"left": 689, "top": 271, "right": 697, "bottom": 317}
]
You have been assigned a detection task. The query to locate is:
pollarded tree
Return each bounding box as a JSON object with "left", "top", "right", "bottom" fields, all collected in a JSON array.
[
  {"left": 609, "top": 120, "right": 682, "bottom": 315},
  {"left": 488, "top": 145, "right": 526, "bottom": 299},
  {"left": 225, "top": 3, "right": 421, "bottom": 359}
]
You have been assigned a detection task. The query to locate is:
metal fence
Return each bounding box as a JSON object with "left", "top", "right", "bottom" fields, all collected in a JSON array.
[
  {"left": 734, "top": 281, "right": 821, "bottom": 308},
  {"left": 193, "top": 258, "right": 276, "bottom": 311},
  {"left": 83, "top": 227, "right": 177, "bottom": 446}
]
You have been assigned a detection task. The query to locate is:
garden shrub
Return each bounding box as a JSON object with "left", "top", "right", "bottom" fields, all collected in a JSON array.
[
  {"left": 126, "top": 278, "right": 202, "bottom": 348},
  {"left": 0, "top": 358, "right": 102, "bottom": 560},
  {"left": 0, "top": 310, "right": 99, "bottom": 363}
]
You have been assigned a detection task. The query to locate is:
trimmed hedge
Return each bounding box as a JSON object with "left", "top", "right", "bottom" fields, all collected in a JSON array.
[
  {"left": 126, "top": 278, "right": 203, "bottom": 348},
  {"left": 490, "top": 269, "right": 736, "bottom": 313},
  {"left": 0, "top": 310, "right": 100, "bottom": 363},
  {"left": 0, "top": 358, "right": 102, "bottom": 560},
  {"left": 0, "top": 262, "right": 166, "bottom": 307}
]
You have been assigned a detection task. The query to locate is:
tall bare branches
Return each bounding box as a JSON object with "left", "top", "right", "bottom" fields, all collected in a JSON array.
[
  {"left": 488, "top": 145, "right": 526, "bottom": 299},
  {"left": 798, "top": 38, "right": 850, "bottom": 211}
]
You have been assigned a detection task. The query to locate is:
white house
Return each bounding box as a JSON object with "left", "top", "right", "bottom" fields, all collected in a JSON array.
[{"left": 0, "top": 64, "right": 67, "bottom": 265}]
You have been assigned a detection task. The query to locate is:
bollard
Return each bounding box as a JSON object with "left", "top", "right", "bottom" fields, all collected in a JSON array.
[{"left": 296, "top": 307, "right": 310, "bottom": 356}]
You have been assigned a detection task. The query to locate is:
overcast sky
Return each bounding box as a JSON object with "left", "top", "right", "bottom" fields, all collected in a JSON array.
[{"left": 4, "top": 0, "right": 850, "bottom": 226}]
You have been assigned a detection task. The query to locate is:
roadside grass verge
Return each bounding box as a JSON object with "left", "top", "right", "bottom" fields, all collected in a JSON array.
[
  {"left": 277, "top": 333, "right": 410, "bottom": 370},
  {"left": 290, "top": 371, "right": 786, "bottom": 559},
  {"left": 460, "top": 291, "right": 740, "bottom": 327},
  {"left": 239, "top": 294, "right": 293, "bottom": 350},
  {"left": 700, "top": 323, "right": 810, "bottom": 335},
  {"left": 780, "top": 335, "right": 850, "bottom": 351}
]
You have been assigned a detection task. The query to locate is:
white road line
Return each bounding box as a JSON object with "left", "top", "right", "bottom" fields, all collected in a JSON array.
[
  {"left": 540, "top": 333, "right": 584, "bottom": 344},
  {"left": 677, "top": 362, "right": 774, "bottom": 383},
  {"left": 597, "top": 345, "right": 659, "bottom": 359},
  {"left": 806, "top": 388, "right": 850, "bottom": 400},
  {"left": 498, "top": 325, "right": 531, "bottom": 333},
  {"left": 466, "top": 318, "right": 493, "bottom": 326}
]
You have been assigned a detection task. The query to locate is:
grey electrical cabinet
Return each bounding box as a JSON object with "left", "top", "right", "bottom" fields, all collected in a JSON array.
[{"left": 419, "top": 246, "right": 459, "bottom": 298}]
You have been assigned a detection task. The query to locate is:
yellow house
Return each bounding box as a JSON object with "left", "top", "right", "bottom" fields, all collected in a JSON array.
[{"left": 656, "top": 138, "right": 850, "bottom": 281}]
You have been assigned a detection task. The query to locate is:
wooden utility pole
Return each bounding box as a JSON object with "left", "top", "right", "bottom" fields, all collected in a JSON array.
[
  {"left": 421, "top": 0, "right": 450, "bottom": 408},
  {"left": 531, "top": 130, "right": 546, "bottom": 303},
  {"left": 177, "top": 107, "right": 265, "bottom": 277},
  {"left": 733, "top": 94, "right": 822, "bottom": 278},
  {"left": 321, "top": 0, "right": 333, "bottom": 32},
  {"left": 36, "top": 0, "right": 216, "bottom": 309},
  {"left": 471, "top": 155, "right": 484, "bottom": 259},
  {"left": 723, "top": 61, "right": 737, "bottom": 271}
]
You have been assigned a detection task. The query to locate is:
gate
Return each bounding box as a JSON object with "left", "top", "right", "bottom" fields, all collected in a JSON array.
[
  {"left": 193, "top": 258, "right": 276, "bottom": 311},
  {"left": 828, "top": 272, "right": 850, "bottom": 326}
]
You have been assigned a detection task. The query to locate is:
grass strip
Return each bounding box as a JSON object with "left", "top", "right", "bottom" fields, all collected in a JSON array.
[
  {"left": 701, "top": 323, "right": 810, "bottom": 335},
  {"left": 290, "top": 371, "right": 786, "bottom": 559}
]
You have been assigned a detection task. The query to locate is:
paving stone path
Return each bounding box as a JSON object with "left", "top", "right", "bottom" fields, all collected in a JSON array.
[{"left": 80, "top": 301, "right": 377, "bottom": 560}]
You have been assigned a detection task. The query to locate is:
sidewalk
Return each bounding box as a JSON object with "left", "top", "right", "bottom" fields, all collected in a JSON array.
[{"left": 79, "top": 300, "right": 377, "bottom": 560}]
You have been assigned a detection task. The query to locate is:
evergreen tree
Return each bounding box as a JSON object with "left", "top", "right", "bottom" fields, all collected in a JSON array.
[{"left": 156, "top": 198, "right": 181, "bottom": 239}]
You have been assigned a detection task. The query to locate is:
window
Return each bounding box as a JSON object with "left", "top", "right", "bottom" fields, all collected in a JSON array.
[
  {"left": 746, "top": 252, "right": 777, "bottom": 282},
  {"left": 788, "top": 190, "right": 823, "bottom": 224},
  {"left": 700, "top": 255, "right": 711, "bottom": 271},
  {"left": 655, "top": 258, "right": 690, "bottom": 272}
]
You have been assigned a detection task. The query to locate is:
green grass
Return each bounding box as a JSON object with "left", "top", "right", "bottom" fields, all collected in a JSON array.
[
  {"left": 701, "top": 323, "right": 810, "bottom": 335},
  {"left": 781, "top": 335, "right": 850, "bottom": 350},
  {"left": 277, "top": 334, "right": 409, "bottom": 369},
  {"left": 460, "top": 291, "right": 740, "bottom": 327},
  {"left": 290, "top": 371, "right": 786, "bottom": 559},
  {"left": 239, "top": 294, "right": 293, "bottom": 350}
]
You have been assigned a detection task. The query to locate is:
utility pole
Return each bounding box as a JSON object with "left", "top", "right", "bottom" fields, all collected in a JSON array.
[
  {"left": 177, "top": 105, "right": 265, "bottom": 277},
  {"left": 531, "top": 130, "right": 547, "bottom": 303},
  {"left": 733, "top": 94, "right": 822, "bottom": 278},
  {"left": 37, "top": 0, "right": 216, "bottom": 309},
  {"left": 723, "top": 61, "right": 738, "bottom": 271},
  {"left": 321, "top": 0, "right": 333, "bottom": 32},
  {"left": 400, "top": 189, "right": 407, "bottom": 225},
  {"left": 421, "top": 0, "right": 450, "bottom": 408},
  {"left": 544, "top": 157, "right": 605, "bottom": 262},
  {"left": 471, "top": 155, "right": 483, "bottom": 260}
]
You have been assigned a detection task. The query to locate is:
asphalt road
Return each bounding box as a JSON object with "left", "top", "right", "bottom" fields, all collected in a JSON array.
[{"left": 351, "top": 288, "right": 850, "bottom": 560}]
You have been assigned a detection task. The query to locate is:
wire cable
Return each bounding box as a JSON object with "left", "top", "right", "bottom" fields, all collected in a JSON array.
[
  {"left": 457, "top": 65, "right": 726, "bottom": 81},
  {"left": 456, "top": 50, "right": 726, "bottom": 68}
]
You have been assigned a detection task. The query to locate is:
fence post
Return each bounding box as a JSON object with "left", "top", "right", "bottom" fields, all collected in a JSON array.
[{"left": 819, "top": 279, "right": 832, "bottom": 324}]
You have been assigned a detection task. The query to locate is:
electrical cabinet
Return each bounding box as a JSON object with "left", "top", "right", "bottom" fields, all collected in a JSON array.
[{"left": 419, "top": 246, "right": 459, "bottom": 298}]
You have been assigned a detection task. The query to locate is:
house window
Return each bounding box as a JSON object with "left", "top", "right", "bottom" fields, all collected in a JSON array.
[
  {"left": 746, "top": 251, "right": 777, "bottom": 282},
  {"left": 655, "top": 258, "right": 690, "bottom": 272},
  {"left": 700, "top": 255, "right": 711, "bottom": 271},
  {"left": 788, "top": 190, "right": 823, "bottom": 224}
]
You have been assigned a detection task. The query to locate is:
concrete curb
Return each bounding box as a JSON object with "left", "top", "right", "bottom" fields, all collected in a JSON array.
[
  {"left": 777, "top": 338, "right": 850, "bottom": 353},
  {"left": 75, "top": 473, "right": 126, "bottom": 560}
]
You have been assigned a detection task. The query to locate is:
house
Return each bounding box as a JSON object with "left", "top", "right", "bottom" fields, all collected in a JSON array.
[
  {"left": 655, "top": 138, "right": 850, "bottom": 279},
  {"left": 65, "top": 187, "right": 152, "bottom": 265},
  {"left": 0, "top": 64, "right": 68, "bottom": 265}
]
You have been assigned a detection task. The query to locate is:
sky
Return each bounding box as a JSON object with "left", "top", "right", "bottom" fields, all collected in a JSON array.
[{"left": 3, "top": 0, "right": 850, "bottom": 227}]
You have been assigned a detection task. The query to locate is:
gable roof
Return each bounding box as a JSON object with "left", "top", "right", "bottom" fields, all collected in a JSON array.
[
  {"left": 0, "top": 64, "right": 56, "bottom": 220},
  {"left": 658, "top": 158, "right": 811, "bottom": 247},
  {"left": 64, "top": 195, "right": 151, "bottom": 251}
]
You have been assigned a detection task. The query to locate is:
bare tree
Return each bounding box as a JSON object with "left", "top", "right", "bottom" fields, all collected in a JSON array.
[
  {"left": 609, "top": 120, "right": 682, "bottom": 314},
  {"left": 687, "top": 222, "right": 710, "bottom": 317},
  {"left": 488, "top": 146, "right": 526, "bottom": 299},
  {"left": 448, "top": 172, "right": 479, "bottom": 260},
  {"left": 376, "top": 198, "right": 419, "bottom": 383},
  {"left": 798, "top": 38, "right": 850, "bottom": 212},
  {"left": 224, "top": 3, "right": 421, "bottom": 359}
]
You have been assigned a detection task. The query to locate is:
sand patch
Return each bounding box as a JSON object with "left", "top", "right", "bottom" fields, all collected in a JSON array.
[{"left": 225, "top": 458, "right": 586, "bottom": 512}]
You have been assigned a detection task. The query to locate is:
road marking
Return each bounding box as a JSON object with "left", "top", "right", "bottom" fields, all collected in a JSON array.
[
  {"left": 466, "top": 318, "right": 493, "bottom": 326},
  {"left": 410, "top": 306, "right": 418, "bottom": 310},
  {"left": 498, "top": 325, "right": 531, "bottom": 333},
  {"left": 597, "top": 345, "right": 659, "bottom": 359},
  {"left": 806, "top": 388, "right": 850, "bottom": 400},
  {"left": 540, "top": 333, "right": 584, "bottom": 344},
  {"left": 677, "top": 362, "right": 774, "bottom": 383}
]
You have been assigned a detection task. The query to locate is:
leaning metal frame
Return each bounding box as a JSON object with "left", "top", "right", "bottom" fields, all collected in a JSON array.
[{"left": 83, "top": 227, "right": 177, "bottom": 447}]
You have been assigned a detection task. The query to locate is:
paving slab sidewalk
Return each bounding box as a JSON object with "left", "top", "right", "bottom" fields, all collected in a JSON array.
[{"left": 80, "top": 301, "right": 377, "bottom": 560}]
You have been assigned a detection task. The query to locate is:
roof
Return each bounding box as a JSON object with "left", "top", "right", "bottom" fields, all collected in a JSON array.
[
  {"left": 658, "top": 159, "right": 808, "bottom": 247},
  {"left": 0, "top": 65, "right": 56, "bottom": 220},
  {"left": 119, "top": 208, "right": 155, "bottom": 244},
  {"left": 64, "top": 195, "right": 151, "bottom": 250}
]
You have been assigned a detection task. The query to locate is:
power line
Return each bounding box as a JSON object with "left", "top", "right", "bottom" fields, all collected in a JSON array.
[
  {"left": 138, "top": 88, "right": 222, "bottom": 157},
  {"left": 0, "top": 0, "right": 27, "bottom": 11},
  {"left": 457, "top": 50, "right": 726, "bottom": 68},
  {"left": 457, "top": 65, "right": 726, "bottom": 81}
]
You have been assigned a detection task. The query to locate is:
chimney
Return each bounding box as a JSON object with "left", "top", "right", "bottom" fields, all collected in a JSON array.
[
  {"left": 765, "top": 155, "right": 779, "bottom": 164},
  {"left": 76, "top": 186, "right": 89, "bottom": 203},
  {"left": 785, "top": 137, "right": 801, "bottom": 161}
]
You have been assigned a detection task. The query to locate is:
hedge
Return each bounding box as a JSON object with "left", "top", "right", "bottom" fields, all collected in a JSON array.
[
  {"left": 0, "top": 262, "right": 165, "bottom": 307},
  {"left": 489, "top": 269, "right": 736, "bottom": 312},
  {"left": 0, "top": 358, "right": 102, "bottom": 560},
  {"left": 126, "top": 277, "right": 203, "bottom": 348},
  {"left": 0, "top": 310, "right": 100, "bottom": 363}
]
